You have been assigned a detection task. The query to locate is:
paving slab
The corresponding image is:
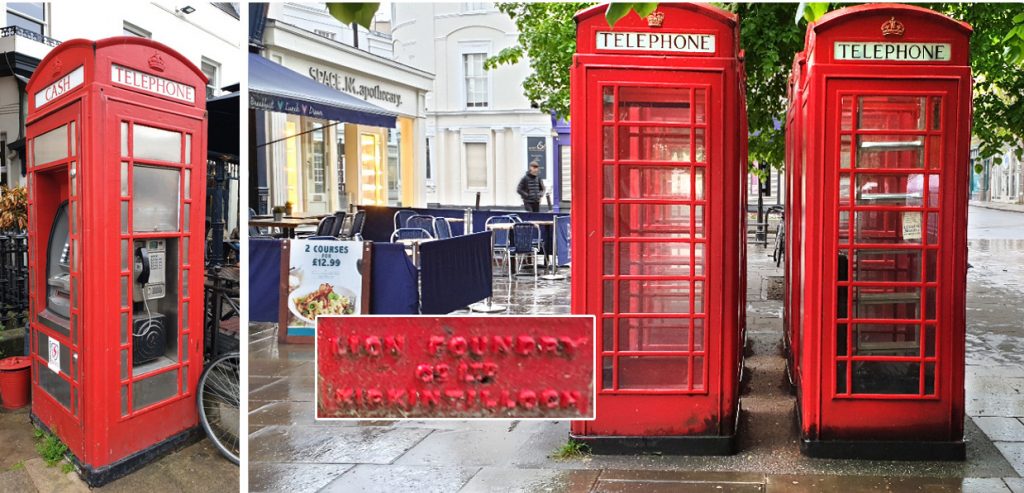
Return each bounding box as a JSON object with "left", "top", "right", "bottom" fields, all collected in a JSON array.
[
  {"left": 21, "top": 458, "right": 88, "bottom": 493},
  {"left": 248, "top": 463, "right": 353, "bottom": 492},
  {"left": 996, "top": 442, "right": 1024, "bottom": 476},
  {"left": 249, "top": 425, "right": 431, "bottom": 464},
  {"left": 393, "top": 423, "right": 535, "bottom": 467},
  {"left": 0, "top": 410, "right": 37, "bottom": 470},
  {"left": 0, "top": 468, "right": 34, "bottom": 493},
  {"left": 322, "top": 464, "right": 480, "bottom": 493},
  {"left": 975, "top": 417, "right": 1024, "bottom": 442},
  {"left": 1005, "top": 477, "right": 1024, "bottom": 493},
  {"left": 458, "top": 467, "right": 600, "bottom": 493},
  {"left": 765, "top": 475, "right": 1010, "bottom": 493}
]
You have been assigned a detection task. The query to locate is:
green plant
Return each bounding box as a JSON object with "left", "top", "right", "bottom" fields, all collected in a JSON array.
[
  {"left": 34, "top": 429, "right": 68, "bottom": 467},
  {"left": 552, "top": 439, "right": 590, "bottom": 459},
  {"left": 60, "top": 462, "right": 74, "bottom": 474},
  {"left": 9, "top": 461, "right": 24, "bottom": 471}
]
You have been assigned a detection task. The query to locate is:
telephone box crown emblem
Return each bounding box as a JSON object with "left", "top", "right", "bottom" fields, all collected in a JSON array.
[
  {"left": 881, "top": 17, "right": 905, "bottom": 37},
  {"left": 148, "top": 53, "right": 165, "bottom": 72},
  {"left": 51, "top": 59, "right": 63, "bottom": 77},
  {"left": 647, "top": 11, "right": 665, "bottom": 28}
]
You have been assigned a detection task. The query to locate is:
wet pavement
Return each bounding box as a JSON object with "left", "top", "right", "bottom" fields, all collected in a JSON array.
[
  {"left": 0, "top": 406, "right": 238, "bottom": 492},
  {"left": 248, "top": 206, "right": 1024, "bottom": 492}
]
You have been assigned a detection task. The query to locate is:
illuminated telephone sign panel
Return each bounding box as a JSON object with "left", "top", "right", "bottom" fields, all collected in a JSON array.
[
  {"left": 788, "top": 4, "right": 972, "bottom": 460},
  {"left": 26, "top": 37, "right": 207, "bottom": 485},
  {"left": 569, "top": 3, "right": 748, "bottom": 454}
]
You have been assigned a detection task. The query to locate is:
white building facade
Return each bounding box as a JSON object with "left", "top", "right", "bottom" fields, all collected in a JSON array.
[
  {"left": 391, "top": 2, "right": 555, "bottom": 208},
  {"left": 0, "top": 2, "right": 241, "bottom": 188},
  {"left": 257, "top": 4, "right": 432, "bottom": 213}
]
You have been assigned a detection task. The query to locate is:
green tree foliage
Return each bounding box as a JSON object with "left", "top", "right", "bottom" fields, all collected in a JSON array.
[
  {"left": 491, "top": 2, "right": 1024, "bottom": 169},
  {"left": 325, "top": 3, "right": 380, "bottom": 29}
]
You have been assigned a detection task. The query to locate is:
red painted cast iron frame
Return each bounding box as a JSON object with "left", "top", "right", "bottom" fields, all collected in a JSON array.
[
  {"left": 786, "top": 4, "right": 971, "bottom": 458},
  {"left": 26, "top": 37, "right": 207, "bottom": 476},
  {"left": 570, "top": 3, "right": 747, "bottom": 453}
]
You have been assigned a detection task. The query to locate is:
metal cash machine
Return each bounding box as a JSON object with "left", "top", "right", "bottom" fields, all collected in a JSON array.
[{"left": 26, "top": 37, "right": 207, "bottom": 485}]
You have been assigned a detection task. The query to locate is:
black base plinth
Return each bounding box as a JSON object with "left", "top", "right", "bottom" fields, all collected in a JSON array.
[
  {"left": 31, "top": 412, "right": 201, "bottom": 486},
  {"left": 800, "top": 437, "right": 966, "bottom": 461},
  {"left": 570, "top": 432, "right": 737, "bottom": 455}
]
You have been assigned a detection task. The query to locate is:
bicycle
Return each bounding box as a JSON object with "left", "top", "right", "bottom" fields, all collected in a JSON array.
[
  {"left": 766, "top": 206, "right": 785, "bottom": 267},
  {"left": 198, "top": 265, "right": 240, "bottom": 465}
]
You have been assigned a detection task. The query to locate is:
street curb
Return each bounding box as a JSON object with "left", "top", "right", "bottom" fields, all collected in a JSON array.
[{"left": 970, "top": 201, "right": 1024, "bottom": 214}]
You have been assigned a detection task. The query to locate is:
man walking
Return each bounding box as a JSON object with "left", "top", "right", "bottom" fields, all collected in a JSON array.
[{"left": 517, "top": 162, "right": 545, "bottom": 212}]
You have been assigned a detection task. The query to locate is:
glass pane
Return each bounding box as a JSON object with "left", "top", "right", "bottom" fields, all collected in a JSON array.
[
  {"left": 619, "top": 318, "right": 691, "bottom": 351},
  {"left": 618, "top": 356, "right": 690, "bottom": 390},
  {"left": 121, "top": 312, "right": 128, "bottom": 345},
  {"left": 618, "top": 280, "right": 691, "bottom": 313},
  {"left": 121, "top": 276, "right": 129, "bottom": 306},
  {"left": 603, "top": 127, "right": 614, "bottom": 161},
  {"left": 183, "top": 301, "right": 189, "bottom": 330},
  {"left": 603, "top": 281, "right": 614, "bottom": 313},
  {"left": 694, "top": 167, "right": 704, "bottom": 200},
  {"left": 854, "top": 211, "right": 922, "bottom": 244},
  {"left": 183, "top": 366, "right": 188, "bottom": 394},
  {"left": 182, "top": 334, "right": 189, "bottom": 363},
  {"left": 33, "top": 124, "right": 69, "bottom": 165},
  {"left": 839, "top": 174, "right": 851, "bottom": 206},
  {"left": 121, "top": 350, "right": 128, "bottom": 380},
  {"left": 926, "top": 136, "right": 941, "bottom": 169},
  {"left": 70, "top": 121, "right": 76, "bottom": 156},
  {"left": 926, "top": 212, "right": 939, "bottom": 244},
  {"left": 121, "top": 239, "right": 129, "bottom": 271},
  {"left": 602, "top": 318, "right": 613, "bottom": 352},
  {"left": 183, "top": 203, "right": 190, "bottom": 232},
  {"left": 70, "top": 162, "right": 76, "bottom": 196},
  {"left": 121, "top": 161, "right": 129, "bottom": 196},
  {"left": 852, "top": 361, "right": 919, "bottom": 394},
  {"left": 854, "top": 286, "right": 920, "bottom": 320},
  {"left": 133, "top": 166, "right": 180, "bottom": 232},
  {"left": 619, "top": 242, "right": 693, "bottom": 276},
  {"left": 853, "top": 249, "right": 922, "bottom": 283},
  {"left": 619, "top": 126, "right": 690, "bottom": 161},
  {"left": 692, "top": 356, "right": 704, "bottom": 390},
  {"left": 925, "top": 325, "right": 936, "bottom": 356},
  {"left": 926, "top": 249, "right": 937, "bottom": 283},
  {"left": 619, "top": 166, "right": 692, "bottom": 200},
  {"left": 184, "top": 169, "right": 191, "bottom": 199},
  {"left": 133, "top": 124, "right": 182, "bottom": 162},
  {"left": 603, "top": 165, "right": 614, "bottom": 198},
  {"left": 853, "top": 323, "right": 920, "bottom": 356},
  {"left": 121, "top": 202, "right": 129, "bottom": 234},
  {"left": 694, "top": 128, "right": 705, "bottom": 163},
  {"left": 926, "top": 287, "right": 936, "bottom": 320},
  {"left": 121, "top": 122, "right": 129, "bottom": 156},
  {"left": 133, "top": 370, "right": 179, "bottom": 410},
  {"left": 603, "top": 204, "right": 614, "bottom": 237},
  {"left": 619, "top": 204, "right": 696, "bottom": 238},
  {"left": 694, "top": 88, "right": 706, "bottom": 124},
  {"left": 601, "top": 357, "right": 613, "bottom": 389},
  {"left": 603, "top": 87, "right": 614, "bottom": 121},
  {"left": 840, "top": 134, "right": 851, "bottom": 168},
  {"left": 182, "top": 270, "right": 189, "bottom": 297},
  {"left": 857, "top": 96, "right": 925, "bottom": 130},
  {"left": 836, "top": 361, "right": 848, "bottom": 394},
  {"left": 37, "top": 361, "right": 71, "bottom": 409},
  {"left": 122, "top": 385, "right": 128, "bottom": 415},
  {"left": 879, "top": 167, "right": 911, "bottom": 207},
  {"left": 185, "top": 134, "right": 192, "bottom": 164},
  {"left": 857, "top": 135, "right": 924, "bottom": 169},
  {"left": 930, "top": 97, "right": 941, "bottom": 130},
  {"left": 840, "top": 96, "right": 853, "bottom": 131},
  {"left": 618, "top": 86, "right": 690, "bottom": 123},
  {"left": 603, "top": 243, "right": 614, "bottom": 275},
  {"left": 183, "top": 237, "right": 190, "bottom": 265}
]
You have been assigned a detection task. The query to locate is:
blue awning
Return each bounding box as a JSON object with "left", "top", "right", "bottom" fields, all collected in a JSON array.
[{"left": 248, "top": 53, "right": 397, "bottom": 128}]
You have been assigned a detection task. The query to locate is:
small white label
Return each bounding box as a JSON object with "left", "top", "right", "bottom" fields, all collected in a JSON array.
[
  {"left": 35, "top": 66, "right": 84, "bottom": 108},
  {"left": 47, "top": 337, "right": 60, "bottom": 373},
  {"left": 834, "top": 42, "right": 952, "bottom": 62},
  {"left": 902, "top": 213, "right": 922, "bottom": 241},
  {"left": 596, "top": 31, "right": 715, "bottom": 54},
  {"left": 111, "top": 64, "right": 195, "bottom": 104}
]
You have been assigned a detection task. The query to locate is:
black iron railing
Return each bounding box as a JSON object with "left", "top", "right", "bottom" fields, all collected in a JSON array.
[{"left": 0, "top": 26, "right": 61, "bottom": 48}]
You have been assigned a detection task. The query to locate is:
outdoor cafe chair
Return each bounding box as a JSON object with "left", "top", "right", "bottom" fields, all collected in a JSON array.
[
  {"left": 434, "top": 217, "right": 453, "bottom": 240},
  {"left": 485, "top": 215, "right": 514, "bottom": 276},
  {"left": 300, "top": 215, "right": 335, "bottom": 239},
  {"left": 391, "top": 227, "right": 433, "bottom": 242},
  {"left": 330, "top": 211, "right": 347, "bottom": 237},
  {"left": 406, "top": 215, "right": 436, "bottom": 237},
  {"left": 394, "top": 209, "right": 417, "bottom": 230},
  {"left": 511, "top": 222, "right": 542, "bottom": 280},
  {"left": 339, "top": 210, "right": 365, "bottom": 240},
  {"left": 507, "top": 214, "right": 524, "bottom": 223}
]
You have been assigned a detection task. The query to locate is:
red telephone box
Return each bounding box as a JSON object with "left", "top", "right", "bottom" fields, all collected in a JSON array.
[
  {"left": 783, "top": 52, "right": 807, "bottom": 387},
  {"left": 570, "top": 3, "right": 747, "bottom": 453},
  {"left": 787, "top": 4, "right": 972, "bottom": 459},
  {"left": 26, "top": 38, "right": 207, "bottom": 484}
]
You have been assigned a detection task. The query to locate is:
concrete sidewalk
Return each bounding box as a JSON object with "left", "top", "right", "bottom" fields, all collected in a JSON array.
[{"left": 248, "top": 208, "right": 1024, "bottom": 492}]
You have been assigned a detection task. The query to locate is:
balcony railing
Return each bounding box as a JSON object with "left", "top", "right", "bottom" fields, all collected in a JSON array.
[{"left": 0, "top": 25, "right": 61, "bottom": 48}]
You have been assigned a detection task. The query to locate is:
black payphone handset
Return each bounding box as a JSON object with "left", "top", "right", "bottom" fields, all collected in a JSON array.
[{"left": 134, "top": 245, "right": 150, "bottom": 285}]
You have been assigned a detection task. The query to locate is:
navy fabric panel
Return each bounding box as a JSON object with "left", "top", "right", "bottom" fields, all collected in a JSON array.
[
  {"left": 419, "top": 232, "right": 493, "bottom": 314},
  {"left": 249, "top": 238, "right": 282, "bottom": 322},
  {"left": 361, "top": 206, "right": 471, "bottom": 242},
  {"left": 249, "top": 54, "right": 397, "bottom": 128},
  {"left": 555, "top": 215, "right": 571, "bottom": 266},
  {"left": 371, "top": 242, "right": 420, "bottom": 314}
]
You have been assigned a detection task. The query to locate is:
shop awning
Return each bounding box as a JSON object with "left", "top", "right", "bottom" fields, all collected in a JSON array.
[{"left": 248, "top": 53, "right": 397, "bottom": 128}]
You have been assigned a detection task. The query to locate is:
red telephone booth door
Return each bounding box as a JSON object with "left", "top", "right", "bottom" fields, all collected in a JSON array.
[
  {"left": 581, "top": 67, "right": 727, "bottom": 435},
  {"left": 821, "top": 78, "right": 964, "bottom": 439},
  {"left": 27, "top": 100, "right": 83, "bottom": 457}
]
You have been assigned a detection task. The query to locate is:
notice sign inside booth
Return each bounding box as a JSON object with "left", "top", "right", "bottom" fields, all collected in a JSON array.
[
  {"left": 596, "top": 31, "right": 715, "bottom": 54},
  {"left": 282, "top": 239, "right": 369, "bottom": 341},
  {"left": 316, "top": 316, "right": 596, "bottom": 419}
]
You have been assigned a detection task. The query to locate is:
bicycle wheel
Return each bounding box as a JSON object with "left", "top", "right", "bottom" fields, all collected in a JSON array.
[
  {"left": 198, "top": 352, "right": 240, "bottom": 465},
  {"left": 773, "top": 224, "right": 785, "bottom": 267}
]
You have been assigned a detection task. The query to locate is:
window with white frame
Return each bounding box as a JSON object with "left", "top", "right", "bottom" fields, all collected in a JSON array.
[
  {"left": 7, "top": 3, "right": 46, "bottom": 35},
  {"left": 463, "top": 2, "right": 489, "bottom": 12},
  {"left": 465, "top": 142, "right": 487, "bottom": 188},
  {"left": 310, "top": 124, "right": 326, "bottom": 194},
  {"left": 464, "top": 53, "right": 488, "bottom": 108},
  {"left": 123, "top": 21, "right": 151, "bottom": 38},
  {"left": 201, "top": 58, "right": 220, "bottom": 99}
]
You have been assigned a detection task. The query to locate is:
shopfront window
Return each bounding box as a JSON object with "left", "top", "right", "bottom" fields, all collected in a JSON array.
[
  {"left": 311, "top": 126, "right": 325, "bottom": 194},
  {"left": 387, "top": 129, "right": 400, "bottom": 205},
  {"left": 464, "top": 53, "right": 488, "bottom": 108},
  {"left": 465, "top": 142, "right": 487, "bottom": 188}
]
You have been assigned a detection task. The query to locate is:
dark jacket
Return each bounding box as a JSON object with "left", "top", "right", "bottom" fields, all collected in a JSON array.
[{"left": 517, "top": 172, "right": 544, "bottom": 203}]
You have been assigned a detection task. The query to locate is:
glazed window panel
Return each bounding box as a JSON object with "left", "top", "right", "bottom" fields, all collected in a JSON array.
[
  {"left": 618, "top": 318, "right": 693, "bottom": 351},
  {"left": 133, "top": 124, "right": 182, "bottom": 163},
  {"left": 618, "top": 86, "right": 691, "bottom": 123},
  {"left": 853, "top": 211, "right": 922, "bottom": 244},
  {"left": 619, "top": 203, "right": 698, "bottom": 238},
  {"left": 851, "top": 361, "right": 920, "bottom": 395},
  {"left": 854, "top": 174, "right": 922, "bottom": 207},
  {"left": 619, "top": 241, "right": 694, "bottom": 277},
  {"left": 618, "top": 356, "right": 691, "bottom": 390},
  {"left": 857, "top": 95, "right": 925, "bottom": 130},
  {"left": 853, "top": 323, "right": 920, "bottom": 357},
  {"left": 618, "top": 126, "right": 690, "bottom": 162},
  {"left": 618, "top": 280, "right": 692, "bottom": 314},
  {"left": 618, "top": 166, "right": 694, "bottom": 200},
  {"left": 856, "top": 135, "right": 924, "bottom": 169},
  {"left": 853, "top": 286, "right": 921, "bottom": 320},
  {"left": 33, "top": 124, "right": 69, "bottom": 165},
  {"left": 852, "top": 249, "right": 922, "bottom": 283}
]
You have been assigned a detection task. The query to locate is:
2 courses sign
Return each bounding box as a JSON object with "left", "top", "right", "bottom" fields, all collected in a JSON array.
[{"left": 316, "top": 316, "right": 595, "bottom": 419}]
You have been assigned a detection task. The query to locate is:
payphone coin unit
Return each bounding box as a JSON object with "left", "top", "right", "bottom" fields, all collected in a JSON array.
[
  {"left": 570, "top": 3, "right": 748, "bottom": 455},
  {"left": 25, "top": 37, "right": 207, "bottom": 486},
  {"left": 785, "top": 4, "right": 972, "bottom": 460}
]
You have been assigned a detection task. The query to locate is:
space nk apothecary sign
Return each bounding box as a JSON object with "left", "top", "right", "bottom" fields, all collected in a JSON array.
[{"left": 316, "top": 316, "right": 595, "bottom": 419}]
